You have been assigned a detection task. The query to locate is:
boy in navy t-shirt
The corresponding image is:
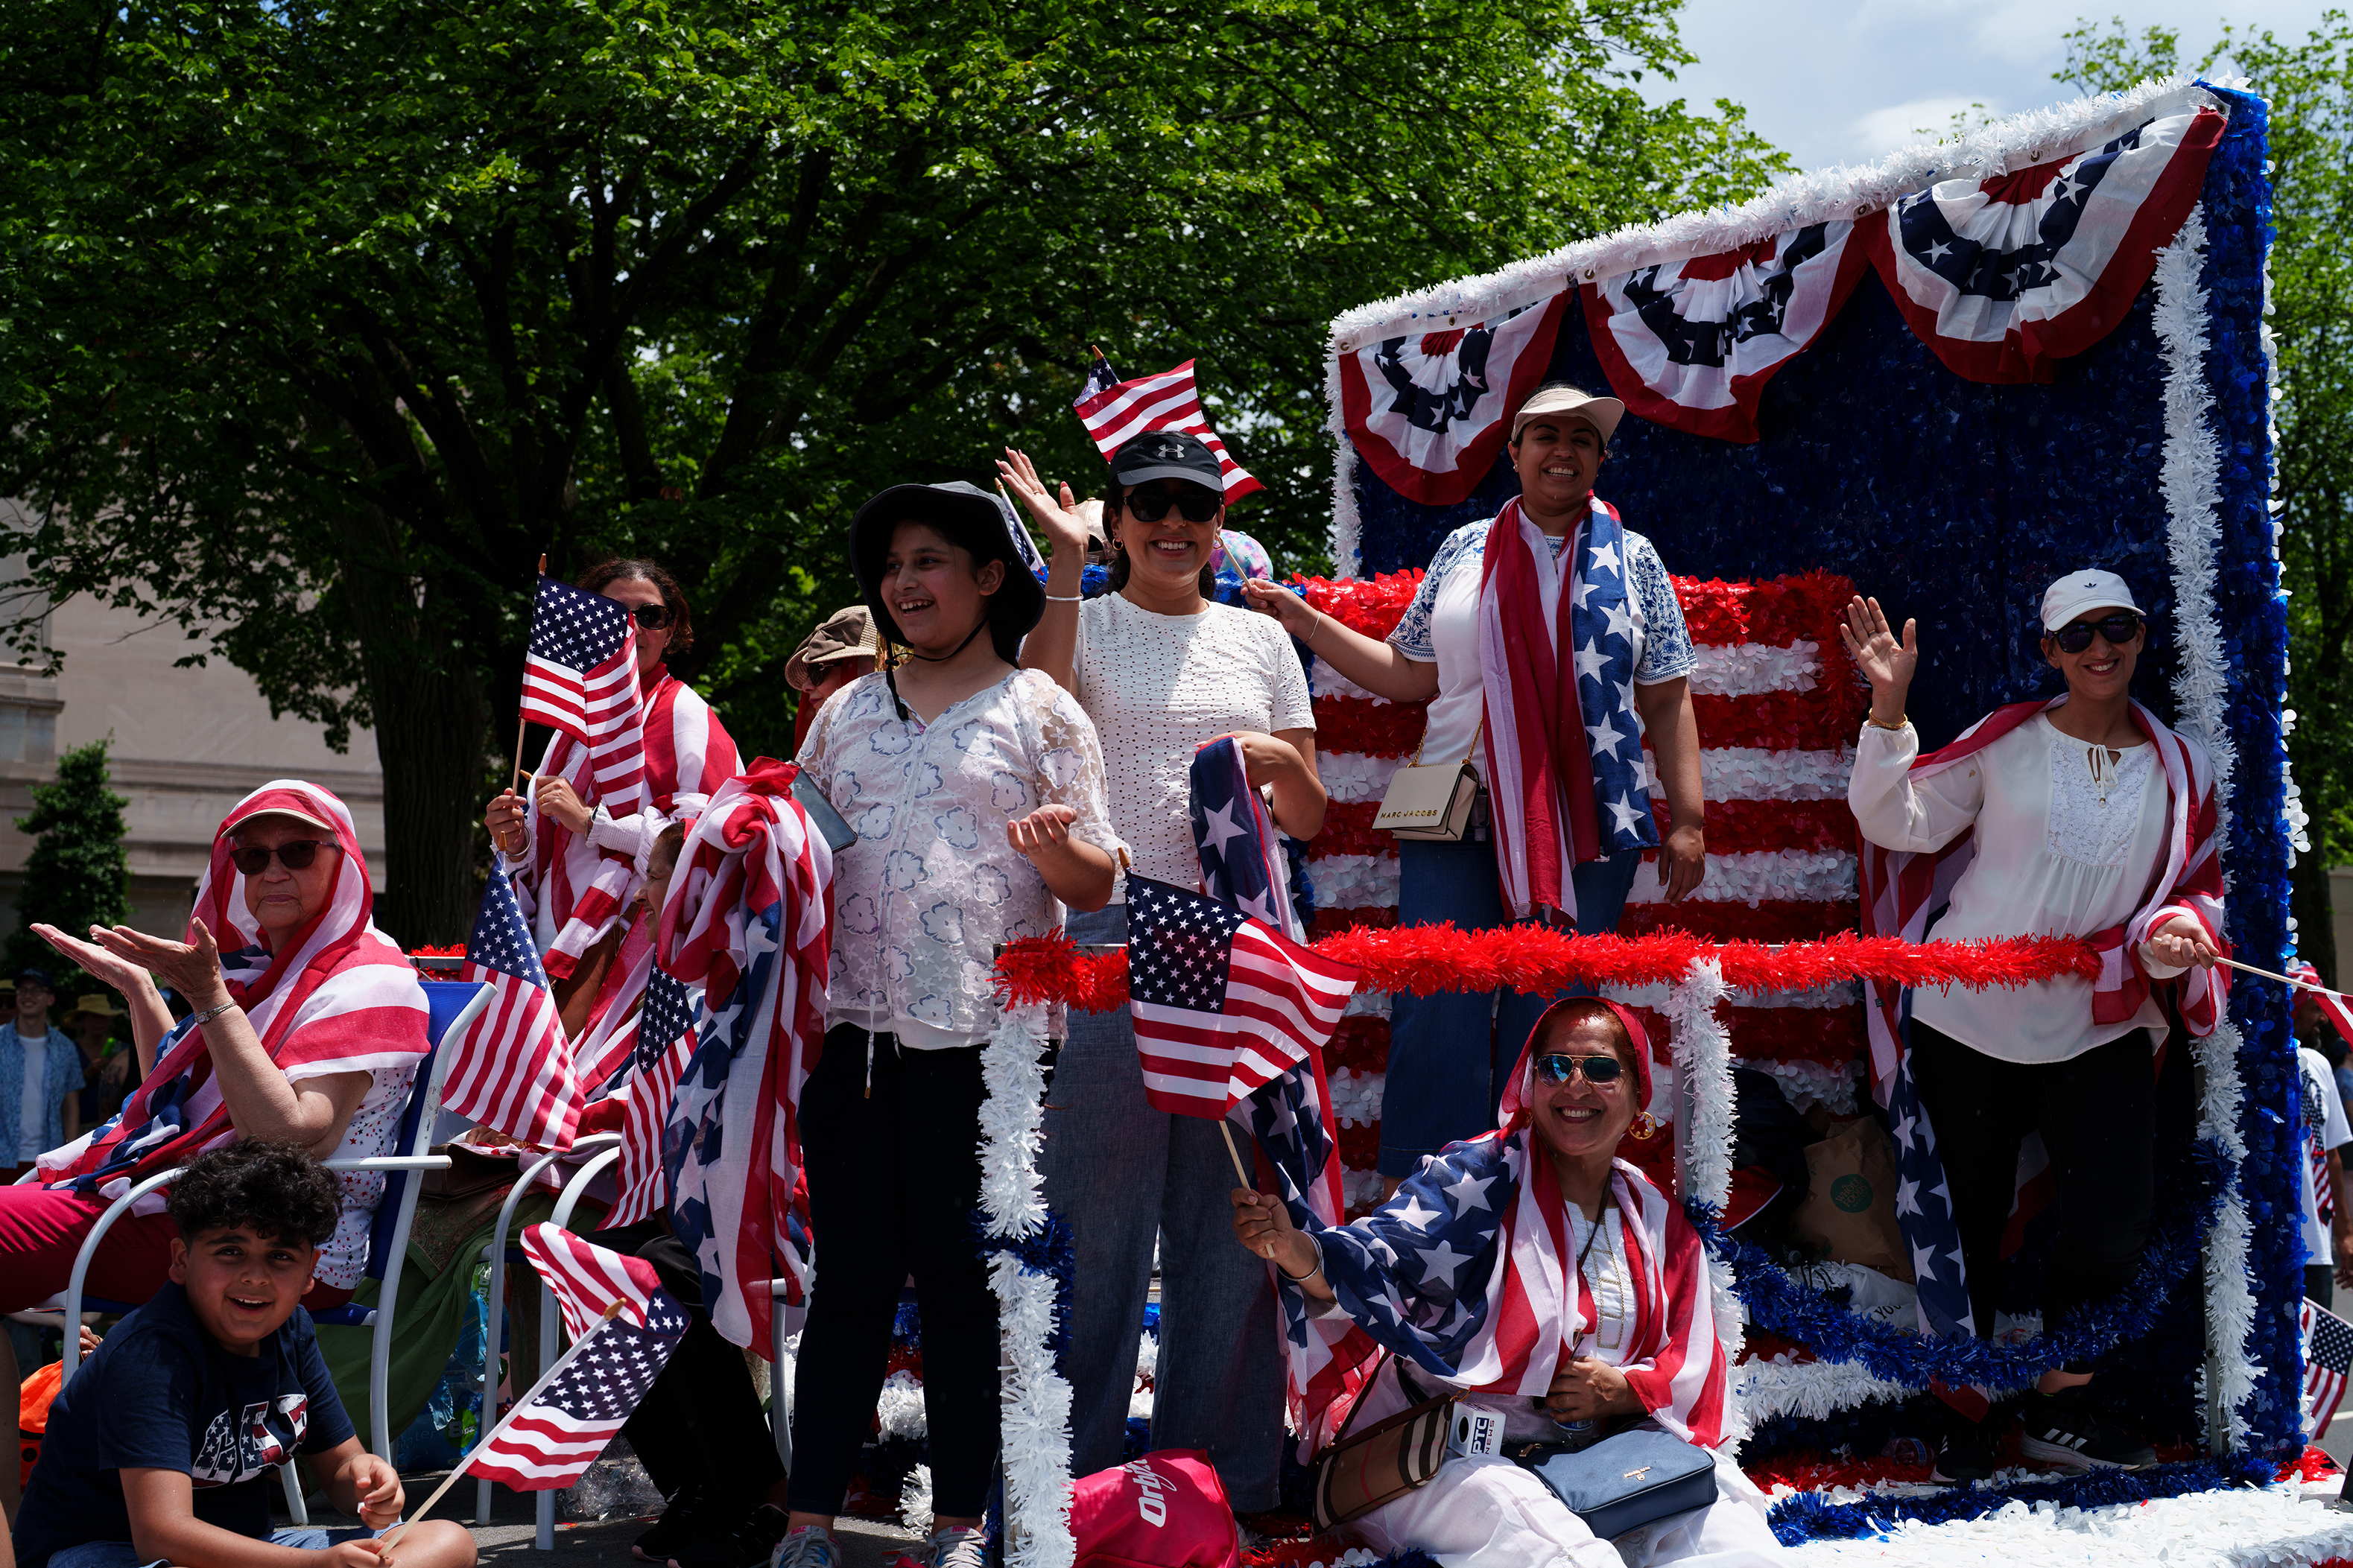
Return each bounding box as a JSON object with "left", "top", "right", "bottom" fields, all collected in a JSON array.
[{"left": 12, "top": 1140, "right": 475, "bottom": 1568}]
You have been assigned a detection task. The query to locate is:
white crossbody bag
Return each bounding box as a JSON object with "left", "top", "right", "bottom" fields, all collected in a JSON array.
[{"left": 1372, "top": 714, "right": 1483, "bottom": 842}]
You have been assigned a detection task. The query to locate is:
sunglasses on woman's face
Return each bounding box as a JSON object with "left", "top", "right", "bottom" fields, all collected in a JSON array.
[
  {"left": 626, "top": 602, "right": 674, "bottom": 631},
  {"left": 2050, "top": 612, "right": 2141, "bottom": 654},
  {"left": 1531, "top": 1053, "right": 1625, "bottom": 1087},
  {"left": 229, "top": 839, "right": 341, "bottom": 875},
  {"left": 1121, "top": 483, "right": 1223, "bottom": 524}
]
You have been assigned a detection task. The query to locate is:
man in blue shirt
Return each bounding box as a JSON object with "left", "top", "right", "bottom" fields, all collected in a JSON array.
[
  {"left": 13, "top": 1140, "right": 476, "bottom": 1568},
  {"left": 1, "top": 967, "right": 79, "bottom": 1179}
]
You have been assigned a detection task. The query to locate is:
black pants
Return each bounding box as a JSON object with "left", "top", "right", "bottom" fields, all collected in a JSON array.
[
  {"left": 581, "top": 1218, "right": 786, "bottom": 1506},
  {"left": 788, "top": 1028, "right": 999, "bottom": 1518},
  {"left": 1907, "top": 1021, "right": 2156, "bottom": 1353}
]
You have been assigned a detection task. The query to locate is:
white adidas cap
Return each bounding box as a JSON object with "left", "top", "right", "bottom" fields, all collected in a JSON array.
[{"left": 2040, "top": 568, "right": 2144, "bottom": 632}]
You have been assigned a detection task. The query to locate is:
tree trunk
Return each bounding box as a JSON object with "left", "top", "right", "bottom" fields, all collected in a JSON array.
[{"left": 335, "top": 506, "right": 490, "bottom": 946}]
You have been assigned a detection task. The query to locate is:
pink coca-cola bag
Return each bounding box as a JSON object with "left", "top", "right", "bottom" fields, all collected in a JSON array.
[{"left": 1071, "top": 1450, "right": 1241, "bottom": 1568}]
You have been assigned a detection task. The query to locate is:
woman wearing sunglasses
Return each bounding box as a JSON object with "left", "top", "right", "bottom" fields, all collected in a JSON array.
[
  {"left": 487, "top": 558, "right": 740, "bottom": 1032},
  {"left": 1843, "top": 570, "right": 2226, "bottom": 1480},
  {"left": 999, "top": 429, "right": 1324, "bottom": 1517},
  {"left": 1229, "top": 998, "right": 1784, "bottom": 1568},
  {"left": 0, "top": 781, "right": 430, "bottom": 1518}
]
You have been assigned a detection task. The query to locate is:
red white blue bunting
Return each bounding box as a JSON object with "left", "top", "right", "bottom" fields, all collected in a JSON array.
[
  {"left": 1860, "top": 106, "right": 2225, "bottom": 383},
  {"left": 1582, "top": 223, "right": 1871, "bottom": 443},
  {"left": 1335, "top": 293, "right": 1566, "bottom": 504}
]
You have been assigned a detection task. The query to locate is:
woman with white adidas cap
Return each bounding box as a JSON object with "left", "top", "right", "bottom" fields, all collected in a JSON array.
[{"left": 1845, "top": 568, "right": 2226, "bottom": 1479}]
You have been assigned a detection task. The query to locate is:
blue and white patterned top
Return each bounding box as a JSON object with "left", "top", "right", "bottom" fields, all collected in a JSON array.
[{"left": 1381, "top": 510, "right": 1694, "bottom": 772}]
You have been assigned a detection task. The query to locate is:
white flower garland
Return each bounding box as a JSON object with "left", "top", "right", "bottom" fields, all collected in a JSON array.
[
  {"left": 1310, "top": 662, "right": 1396, "bottom": 703},
  {"left": 1701, "top": 746, "right": 1855, "bottom": 802},
  {"left": 1743, "top": 1056, "right": 1861, "bottom": 1118},
  {"left": 978, "top": 1007, "right": 1076, "bottom": 1567},
  {"left": 1310, "top": 853, "right": 1402, "bottom": 910},
  {"left": 1317, "top": 752, "right": 1404, "bottom": 805},
  {"left": 2153, "top": 205, "right": 2258, "bottom": 1451},
  {"left": 1688, "top": 641, "right": 1822, "bottom": 698},
  {"left": 1624, "top": 849, "right": 1857, "bottom": 907}
]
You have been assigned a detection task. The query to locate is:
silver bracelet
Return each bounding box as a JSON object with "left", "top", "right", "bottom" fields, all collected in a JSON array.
[
  {"left": 1045, "top": 592, "right": 1083, "bottom": 603},
  {"left": 189, "top": 998, "right": 238, "bottom": 1028}
]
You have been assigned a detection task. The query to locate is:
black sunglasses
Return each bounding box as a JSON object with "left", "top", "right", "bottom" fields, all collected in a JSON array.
[
  {"left": 229, "top": 839, "right": 341, "bottom": 875},
  {"left": 2050, "top": 612, "right": 2141, "bottom": 654},
  {"left": 627, "top": 602, "right": 675, "bottom": 631},
  {"left": 1531, "top": 1053, "right": 1625, "bottom": 1086},
  {"left": 1121, "top": 483, "right": 1223, "bottom": 524}
]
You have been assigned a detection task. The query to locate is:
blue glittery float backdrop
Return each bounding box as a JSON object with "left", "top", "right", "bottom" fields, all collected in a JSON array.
[{"left": 1349, "top": 86, "right": 2299, "bottom": 1462}]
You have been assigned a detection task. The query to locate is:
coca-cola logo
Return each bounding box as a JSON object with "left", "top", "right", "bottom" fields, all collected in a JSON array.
[{"left": 1124, "top": 1458, "right": 1172, "bottom": 1527}]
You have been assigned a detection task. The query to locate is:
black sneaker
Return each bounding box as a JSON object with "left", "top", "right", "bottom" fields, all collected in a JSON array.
[
  {"left": 670, "top": 1504, "right": 791, "bottom": 1568},
  {"left": 1931, "top": 1419, "right": 1999, "bottom": 1484},
  {"left": 636, "top": 1484, "right": 709, "bottom": 1563},
  {"left": 2017, "top": 1388, "right": 2157, "bottom": 1471}
]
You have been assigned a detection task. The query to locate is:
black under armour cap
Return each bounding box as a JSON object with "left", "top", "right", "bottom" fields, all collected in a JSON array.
[{"left": 1109, "top": 430, "right": 1225, "bottom": 492}]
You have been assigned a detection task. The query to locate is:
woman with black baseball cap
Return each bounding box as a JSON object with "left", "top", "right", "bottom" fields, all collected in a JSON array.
[
  {"left": 998, "top": 432, "right": 1324, "bottom": 1517},
  {"left": 780, "top": 480, "right": 1122, "bottom": 1568}
]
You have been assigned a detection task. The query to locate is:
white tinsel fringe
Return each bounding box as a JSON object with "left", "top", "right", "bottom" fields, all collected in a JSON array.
[
  {"left": 876, "top": 1368, "right": 928, "bottom": 1441},
  {"left": 990, "top": 1254, "right": 1077, "bottom": 1568},
  {"left": 898, "top": 1464, "right": 934, "bottom": 1537},
  {"left": 1782, "top": 1479, "right": 2353, "bottom": 1567},
  {"left": 1670, "top": 960, "right": 1737, "bottom": 1210},
  {"left": 1328, "top": 373, "right": 1361, "bottom": 575},
  {"left": 1701, "top": 746, "right": 1856, "bottom": 802},
  {"left": 1624, "top": 849, "right": 1856, "bottom": 906},
  {"left": 979, "top": 1012, "right": 1054, "bottom": 1240},
  {"left": 1327, "top": 80, "right": 2220, "bottom": 351},
  {"left": 1735, "top": 1353, "right": 1928, "bottom": 1423},
  {"left": 1688, "top": 641, "right": 1822, "bottom": 698},
  {"left": 1318, "top": 752, "right": 1403, "bottom": 804},
  {"left": 2154, "top": 207, "right": 2262, "bottom": 1451}
]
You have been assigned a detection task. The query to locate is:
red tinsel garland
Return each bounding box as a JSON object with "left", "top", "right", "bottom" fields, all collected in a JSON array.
[
  {"left": 1293, "top": 571, "right": 1424, "bottom": 640},
  {"left": 1670, "top": 571, "right": 1858, "bottom": 650},
  {"left": 994, "top": 927, "right": 2097, "bottom": 1006},
  {"left": 408, "top": 944, "right": 466, "bottom": 957}
]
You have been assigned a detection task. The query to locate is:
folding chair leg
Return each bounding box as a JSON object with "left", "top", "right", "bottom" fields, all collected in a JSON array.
[{"left": 281, "top": 1461, "right": 309, "bottom": 1525}]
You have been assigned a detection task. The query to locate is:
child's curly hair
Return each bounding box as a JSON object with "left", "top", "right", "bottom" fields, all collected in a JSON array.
[{"left": 166, "top": 1139, "right": 341, "bottom": 1247}]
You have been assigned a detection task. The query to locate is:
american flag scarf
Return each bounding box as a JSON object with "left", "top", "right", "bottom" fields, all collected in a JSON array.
[
  {"left": 1288, "top": 1033, "right": 1729, "bottom": 1456},
  {"left": 1188, "top": 735, "right": 1303, "bottom": 940},
  {"left": 521, "top": 670, "right": 738, "bottom": 979},
  {"left": 37, "top": 781, "right": 429, "bottom": 1203},
  {"left": 1859, "top": 694, "right": 2229, "bottom": 1342},
  {"left": 1476, "top": 495, "right": 1659, "bottom": 921},
  {"left": 656, "top": 758, "right": 832, "bottom": 1351}
]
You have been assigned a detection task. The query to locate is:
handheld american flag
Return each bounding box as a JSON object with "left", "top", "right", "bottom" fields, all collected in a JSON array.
[
  {"left": 604, "top": 968, "right": 702, "bottom": 1228},
  {"left": 1124, "top": 876, "right": 1356, "bottom": 1119},
  {"left": 2305, "top": 1296, "right": 2353, "bottom": 1440},
  {"left": 1073, "top": 352, "right": 1261, "bottom": 503},
  {"left": 440, "top": 865, "right": 583, "bottom": 1148},
  {"left": 465, "top": 1232, "right": 690, "bottom": 1491}
]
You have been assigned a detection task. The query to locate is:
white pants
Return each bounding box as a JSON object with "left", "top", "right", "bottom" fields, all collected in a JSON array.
[{"left": 1350, "top": 1447, "right": 1788, "bottom": 1568}]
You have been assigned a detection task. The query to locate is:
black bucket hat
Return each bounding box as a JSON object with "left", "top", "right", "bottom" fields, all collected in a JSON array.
[{"left": 849, "top": 480, "right": 1048, "bottom": 648}]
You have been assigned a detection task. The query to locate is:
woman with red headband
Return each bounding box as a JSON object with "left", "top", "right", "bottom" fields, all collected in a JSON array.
[
  {"left": 489, "top": 558, "right": 740, "bottom": 1032},
  {"left": 1230, "top": 999, "right": 1783, "bottom": 1568},
  {"left": 0, "top": 781, "right": 429, "bottom": 1519}
]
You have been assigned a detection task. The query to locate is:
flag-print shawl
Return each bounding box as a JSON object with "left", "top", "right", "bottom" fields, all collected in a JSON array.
[
  {"left": 37, "top": 781, "right": 428, "bottom": 1203},
  {"left": 1293, "top": 1008, "right": 1729, "bottom": 1450},
  {"left": 519, "top": 669, "right": 739, "bottom": 978},
  {"left": 1858, "top": 694, "right": 2229, "bottom": 1046},
  {"left": 656, "top": 758, "right": 831, "bottom": 1351},
  {"left": 1476, "top": 495, "right": 1660, "bottom": 921}
]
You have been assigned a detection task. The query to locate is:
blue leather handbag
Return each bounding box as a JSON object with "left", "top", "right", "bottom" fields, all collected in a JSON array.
[{"left": 1507, "top": 1428, "right": 1718, "bottom": 1540}]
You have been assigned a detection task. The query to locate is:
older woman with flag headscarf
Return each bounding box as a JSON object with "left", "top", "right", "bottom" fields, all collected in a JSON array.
[
  {"left": 489, "top": 557, "right": 740, "bottom": 1029},
  {"left": 1231, "top": 997, "right": 1781, "bottom": 1568},
  {"left": 1244, "top": 383, "right": 1706, "bottom": 1196},
  {"left": 0, "top": 781, "right": 428, "bottom": 1517}
]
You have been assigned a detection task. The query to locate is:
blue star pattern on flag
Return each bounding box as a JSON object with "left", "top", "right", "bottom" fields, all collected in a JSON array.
[
  {"left": 469, "top": 1289, "right": 691, "bottom": 1490},
  {"left": 1190, "top": 735, "right": 1303, "bottom": 939},
  {"left": 1881, "top": 1044, "right": 1973, "bottom": 1342},
  {"left": 599, "top": 967, "right": 705, "bottom": 1229},
  {"left": 440, "top": 864, "right": 580, "bottom": 1147},
  {"left": 1569, "top": 500, "right": 1661, "bottom": 856}
]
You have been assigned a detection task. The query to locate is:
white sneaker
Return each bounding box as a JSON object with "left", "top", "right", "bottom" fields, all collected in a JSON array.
[
  {"left": 913, "top": 1526, "right": 988, "bottom": 1568},
  {"left": 770, "top": 1527, "right": 841, "bottom": 1568}
]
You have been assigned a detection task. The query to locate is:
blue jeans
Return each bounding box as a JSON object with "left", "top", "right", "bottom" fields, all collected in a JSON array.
[
  {"left": 49, "top": 1528, "right": 376, "bottom": 1568},
  {"left": 1377, "top": 838, "right": 1644, "bottom": 1177}
]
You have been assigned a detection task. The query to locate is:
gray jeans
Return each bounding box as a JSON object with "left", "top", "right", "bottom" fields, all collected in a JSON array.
[{"left": 1040, "top": 905, "right": 1285, "bottom": 1511}]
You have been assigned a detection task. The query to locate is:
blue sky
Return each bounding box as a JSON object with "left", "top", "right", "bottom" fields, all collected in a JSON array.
[{"left": 1648, "top": 0, "right": 2337, "bottom": 172}]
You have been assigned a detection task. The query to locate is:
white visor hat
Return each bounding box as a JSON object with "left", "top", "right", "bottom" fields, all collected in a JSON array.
[
  {"left": 1510, "top": 384, "right": 1626, "bottom": 447},
  {"left": 2040, "top": 568, "right": 2145, "bottom": 632}
]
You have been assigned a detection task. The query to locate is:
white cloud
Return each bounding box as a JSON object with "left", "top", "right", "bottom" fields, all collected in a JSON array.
[{"left": 1849, "top": 95, "right": 2002, "bottom": 157}]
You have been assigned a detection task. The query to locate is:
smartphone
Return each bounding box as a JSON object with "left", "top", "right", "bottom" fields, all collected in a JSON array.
[{"left": 790, "top": 769, "right": 857, "bottom": 854}]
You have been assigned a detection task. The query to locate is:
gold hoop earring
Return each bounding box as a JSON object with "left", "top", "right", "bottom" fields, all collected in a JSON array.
[{"left": 1630, "top": 1111, "right": 1662, "bottom": 1141}]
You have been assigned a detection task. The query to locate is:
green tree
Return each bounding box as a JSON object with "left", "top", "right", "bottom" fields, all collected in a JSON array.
[
  {"left": 0, "top": 0, "right": 1787, "bottom": 942},
  {"left": 2059, "top": 13, "right": 2353, "bottom": 982},
  {"left": 5, "top": 737, "right": 132, "bottom": 997}
]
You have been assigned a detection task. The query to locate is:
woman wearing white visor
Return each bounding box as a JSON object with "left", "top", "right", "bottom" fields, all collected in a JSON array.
[{"left": 1845, "top": 569, "right": 2226, "bottom": 1479}]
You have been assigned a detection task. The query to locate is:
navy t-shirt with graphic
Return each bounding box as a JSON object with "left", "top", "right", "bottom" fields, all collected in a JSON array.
[{"left": 14, "top": 1282, "right": 355, "bottom": 1568}]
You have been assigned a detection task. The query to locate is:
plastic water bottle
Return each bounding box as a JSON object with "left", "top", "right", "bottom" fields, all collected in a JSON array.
[{"left": 1559, "top": 1418, "right": 1600, "bottom": 1452}]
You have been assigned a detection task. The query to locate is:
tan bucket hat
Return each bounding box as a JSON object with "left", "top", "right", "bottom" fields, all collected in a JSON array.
[{"left": 785, "top": 605, "right": 879, "bottom": 692}]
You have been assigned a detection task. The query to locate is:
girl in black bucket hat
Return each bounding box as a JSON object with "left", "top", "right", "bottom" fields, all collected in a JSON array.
[{"left": 782, "top": 479, "right": 1121, "bottom": 1568}]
